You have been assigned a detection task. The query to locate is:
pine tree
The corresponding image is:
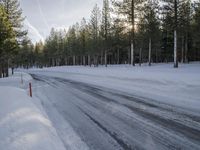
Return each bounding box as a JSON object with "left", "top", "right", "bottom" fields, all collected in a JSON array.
[
  {"left": 101, "top": 0, "right": 111, "bottom": 67},
  {"left": 0, "top": 0, "right": 26, "bottom": 76},
  {"left": 0, "top": 5, "right": 16, "bottom": 77},
  {"left": 191, "top": 0, "right": 200, "bottom": 61},
  {"left": 142, "top": 0, "right": 161, "bottom": 66},
  {"left": 178, "top": 0, "right": 192, "bottom": 63},
  {"left": 161, "top": 0, "right": 186, "bottom": 67},
  {"left": 113, "top": 0, "right": 144, "bottom": 66},
  {"left": 80, "top": 18, "right": 87, "bottom": 66},
  {"left": 90, "top": 4, "right": 101, "bottom": 66},
  {"left": 0, "top": 0, "right": 27, "bottom": 41}
]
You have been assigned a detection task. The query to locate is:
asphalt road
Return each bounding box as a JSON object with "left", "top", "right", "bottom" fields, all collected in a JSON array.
[{"left": 31, "top": 73, "right": 200, "bottom": 150}]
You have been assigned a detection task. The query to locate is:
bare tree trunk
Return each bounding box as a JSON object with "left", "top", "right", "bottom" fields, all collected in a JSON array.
[
  {"left": 139, "top": 48, "right": 142, "bottom": 66},
  {"left": 101, "top": 51, "right": 103, "bottom": 65},
  {"left": 128, "top": 48, "right": 130, "bottom": 64},
  {"left": 0, "top": 64, "right": 2, "bottom": 78},
  {"left": 174, "top": 0, "right": 178, "bottom": 68},
  {"left": 73, "top": 56, "right": 76, "bottom": 66},
  {"left": 131, "top": 41, "right": 135, "bottom": 66},
  {"left": 105, "top": 50, "right": 107, "bottom": 67},
  {"left": 131, "top": 0, "right": 135, "bottom": 66},
  {"left": 117, "top": 48, "right": 120, "bottom": 64},
  {"left": 185, "top": 32, "right": 188, "bottom": 63},
  {"left": 149, "top": 38, "right": 152, "bottom": 66},
  {"left": 65, "top": 57, "right": 68, "bottom": 65},
  {"left": 93, "top": 56, "right": 96, "bottom": 67},
  {"left": 12, "top": 67, "right": 14, "bottom": 75},
  {"left": 181, "top": 36, "right": 184, "bottom": 63},
  {"left": 5, "top": 61, "right": 9, "bottom": 77},
  {"left": 174, "top": 30, "right": 178, "bottom": 68},
  {"left": 96, "top": 55, "right": 99, "bottom": 67},
  {"left": 88, "top": 55, "right": 91, "bottom": 67},
  {"left": 156, "top": 49, "right": 158, "bottom": 63},
  {"left": 2, "top": 64, "right": 5, "bottom": 78},
  {"left": 83, "top": 56, "right": 86, "bottom": 66}
]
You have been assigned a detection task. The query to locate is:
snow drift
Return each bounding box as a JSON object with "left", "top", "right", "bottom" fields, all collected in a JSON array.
[{"left": 0, "top": 73, "right": 65, "bottom": 150}]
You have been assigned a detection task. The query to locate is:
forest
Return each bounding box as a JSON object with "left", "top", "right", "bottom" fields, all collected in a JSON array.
[{"left": 0, "top": 0, "right": 200, "bottom": 78}]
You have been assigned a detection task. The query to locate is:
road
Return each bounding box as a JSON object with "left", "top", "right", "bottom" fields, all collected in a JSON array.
[{"left": 30, "top": 73, "right": 200, "bottom": 150}]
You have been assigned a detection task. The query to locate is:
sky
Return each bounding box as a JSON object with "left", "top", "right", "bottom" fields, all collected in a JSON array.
[{"left": 20, "top": 0, "right": 102, "bottom": 44}]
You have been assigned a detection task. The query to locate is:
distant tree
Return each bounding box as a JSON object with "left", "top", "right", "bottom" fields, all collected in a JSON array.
[
  {"left": 101, "top": 0, "right": 111, "bottom": 67},
  {"left": 15, "top": 37, "right": 34, "bottom": 68},
  {"left": 67, "top": 26, "right": 77, "bottom": 65},
  {"left": 191, "top": 1, "right": 200, "bottom": 61},
  {"left": 113, "top": 0, "right": 145, "bottom": 66},
  {"left": 80, "top": 18, "right": 88, "bottom": 66},
  {"left": 25, "top": 0, "right": 200, "bottom": 68},
  {"left": 178, "top": 0, "right": 192, "bottom": 63},
  {"left": 142, "top": 0, "right": 161, "bottom": 66},
  {"left": 89, "top": 4, "right": 101, "bottom": 66}
]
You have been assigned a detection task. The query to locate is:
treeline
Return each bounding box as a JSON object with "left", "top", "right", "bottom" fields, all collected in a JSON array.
[
  {"left": 0, "top": 0, "right": 27, "bottom": 77},
  {"left": 4, "top": 0, "right": 200, "bottom": 71}
]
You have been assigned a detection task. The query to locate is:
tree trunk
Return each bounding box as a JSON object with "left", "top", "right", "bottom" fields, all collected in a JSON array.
[
  {"left": 101, "top": 51, "right": 103, "bottom": 65},
  {"left": 139, "top": 48, "right": 142, "bottom": 66},
  {"left": 73, "top": 56, "right": 76, "bottom": 66},
  {"left": 93, "top": 56, "right": 96, "bottom": 67},
  {"left": 0, "top": 64, "right": 2, "bottom": 78},
  {"left": 2, "top": 64, "right": 5, "bottom": 78},
  {"left": 149, "top": 38, "right": 152, "bottom": 66},
  {"left": 83, "top": 56, "right": 86, "bottom": 66},
  {"left": 131, "top": 0, "right": 135, "bottom": 66},
  {"left": 96, "top": 55, "right": 99, "bottom": 67},
  {"left": 181, "top": 36, "right": 184, "bottom": 63},
  {"left": 174, "top": 0, "right": 178, "bottom": 68},
  {"left": 105, "top": 50, "right": 107, "bottom": 67},
  {"left": 65, "top": 57, "right": 68, "bottom": 65},
  {"left": 117, "top": 48, "right": 120, "bottom": 65},
  {"left": 185, "top": 32, "right": 188, "bottom": 63},
  {"left": 5, "top": 62, "right": 9, "bottom": 77},
  {"left": 156, "top": 49, "right": 158, "bottom": 63},
  {"left": 88, "top": 55, "right": 91, "bottom": 67},
  {"left": 131, "top": 40, "right": 135, "bottom": 66},
  {"left": 174, "top": 30, "right": 178, "bottom": 68},
  {"left": 128, "top": 48, "right": 130, "bottom": 64},
  {"left": 12, "top": 67, "right": 14, "bottom": 75}
]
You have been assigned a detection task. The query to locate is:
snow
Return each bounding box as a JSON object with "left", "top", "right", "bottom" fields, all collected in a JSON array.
[
  {"left": 27, "top": 63, "right": 200, "bottom": 149},
  {"left": 12, "top": 62, "right": 200, "bottom": 149},
  {"left": 0, "top": 72, "right": 32, "bottom": 89},
  {"left": 0, "top": 73, "right": 65, "bottom": 150},
  {"left": 28, "top": 62, "right": 200, "bottom": 114}
]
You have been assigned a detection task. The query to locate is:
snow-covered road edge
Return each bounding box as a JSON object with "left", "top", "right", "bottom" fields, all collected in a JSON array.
[{"left": 0, "top": 73, "right": 66, "bottom": 150}]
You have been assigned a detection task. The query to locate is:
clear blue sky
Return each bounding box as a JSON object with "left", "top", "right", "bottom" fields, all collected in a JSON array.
[{"left": 20, "top": 0, "right": 102, "bottom": 43}]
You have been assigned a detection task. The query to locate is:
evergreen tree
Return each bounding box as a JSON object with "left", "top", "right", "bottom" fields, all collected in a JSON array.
[
  {"left": 80, "top": 18, "right": 88, "bottom": 66},
  {"left": 0, "top": 0, "right": 27, "bottom": 41},
  {"left": 113, "top": 0, "right": 144, "bottom": 66},
  {"left": 101, "top": 0, "right": 111, "bottom": 67},
  {"left": 0, "top": 5, "right": 16, "bottom": 77},
  {"left": 191, "top": 0, "right": 200, "bottom": 61},
  {"left": 142, "top": 0, "right": 161, "bottom": 66},
  {"left": 89, "top": 4, "right": 101, "bottom": 66}
]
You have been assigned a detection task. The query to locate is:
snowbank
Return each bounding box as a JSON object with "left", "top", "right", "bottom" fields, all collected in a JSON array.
[
  {"left": 0, "top": 72, "right": 32, "bottom": 89},
  {"left": 0, "top": 74, "right": 65, "bottom": 150}
]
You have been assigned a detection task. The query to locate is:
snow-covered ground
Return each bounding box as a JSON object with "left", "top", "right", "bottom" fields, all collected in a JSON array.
[
  {"left": 0, "top": 73, "right": 65, "bottom": 150},
  {"left": 2, "top": 63, "right": 200, "bottom": 150},
  {"left": 29, "top": 63, "right": 200, "bottom": 114},
  {"left": 25, "top": 62, "right": 200, "bottom": 150}
]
